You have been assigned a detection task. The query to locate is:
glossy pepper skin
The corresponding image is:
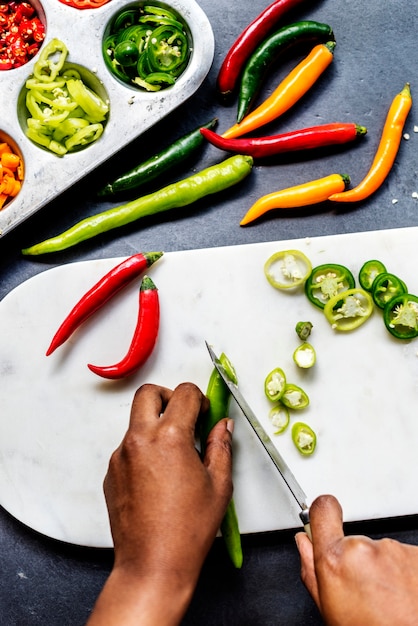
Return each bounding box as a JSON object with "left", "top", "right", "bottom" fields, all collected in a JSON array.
[
  {"left": 222, "top": 41, "right": 336, "bottom": 140},
  {"left": 201, "top": 353, "right": 243, "bottom": 568},
  {"left": 216, "top": 0, "right": 309, "bottom": 99},
  {"left": 329, "top": 83, "right": 412, "bottom": 202},
  {"left": 237, "top": 20, "right": 334, "bottom": 122},
  {"left": 201, "top": 123, "right": 366, "bottom": 159},
  {"left": 22, "top": 155, "right": 253, "bottom": 255},
  {"left": 240, "top": 173, "right": 349, "bottom": 225},
  {"left": 98, "top": 118, "right": 218, "bottom": 198},
  {"left": 87, "top": 275, "right": 159, "bottom": 379},
  {"left": 46, "top": 252, "right": 163, "bottom": 356}
]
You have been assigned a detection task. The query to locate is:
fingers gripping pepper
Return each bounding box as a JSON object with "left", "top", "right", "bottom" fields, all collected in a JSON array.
[
  {"left": 237, "top": 20, "right": 334, "bottom": 123},
  {"left": 329, "top": 83, "right": 412, "bottom": 202},
  {"left": 216, "top": 0, "right": 310, "bottom": 99},
  {"left": 87, "top": 275, "right": 159, "bottom": 379},
  {"left": 201, "top": 123, "right": 366, "bottom": 159},
  {"left": 46, "top": 251, "right": 163, "bottom": 356},
  {"left": 201, "top": 353, "right": 243, "bottom": 568},
  {"left": 22, "top": 155, "right": 253, "bottom": 255},
  {"left": 222, "top": 42, "right": 336, "bottom": 140}
]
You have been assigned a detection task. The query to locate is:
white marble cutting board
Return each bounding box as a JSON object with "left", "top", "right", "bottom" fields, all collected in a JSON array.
[{"left": 1, "top": 227, "right": 418, "bottom": 548}]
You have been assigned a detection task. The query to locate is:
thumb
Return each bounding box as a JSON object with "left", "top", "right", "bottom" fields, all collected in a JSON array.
[{"left": 203, "top": 418, "right": 234, "bottom": 503}]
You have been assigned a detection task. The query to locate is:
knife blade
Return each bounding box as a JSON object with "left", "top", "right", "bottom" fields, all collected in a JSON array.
[{"left": 205, "top": 341, "right": 311, "bottom": 537}]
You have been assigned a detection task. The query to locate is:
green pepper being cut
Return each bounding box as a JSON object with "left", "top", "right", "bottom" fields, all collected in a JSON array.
[
  {"left": 371, "top": 272, "right": 407, "bottom": 309},
  {"left": 264, "top": 367, "right": 286, "bottom": 402},
  {"left": 281, "top": 383, "right": 309, "bottom": 410},
  {"left": 292, "top": 422, "right": 316, "bottom": 456},
  {"left": 324, "top": 288, "right": 373, "bottom": 331},
  {"left": 383, "top": 293, "right": 418, "bottom": 339},
  {"left": 264, "top": 249, "right": 312, "bottom": 290},
  {"left": 358, "top": 259, "right": 387, "bottom": 292},
  {"left": 305, "top": 263, "right": 355, "bottom": 309}
]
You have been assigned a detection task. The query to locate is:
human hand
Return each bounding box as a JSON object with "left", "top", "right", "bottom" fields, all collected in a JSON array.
[
  {"left": 295, "top": 495, "right": 418, "bottom": 626},
  {"left": 88, "top": 382, "right": 233, "bottom": 626}
]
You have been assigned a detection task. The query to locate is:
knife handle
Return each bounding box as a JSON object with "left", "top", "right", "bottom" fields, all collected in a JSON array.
[{"left": 299, "top": 508, "right": 312, "bottom": 542}]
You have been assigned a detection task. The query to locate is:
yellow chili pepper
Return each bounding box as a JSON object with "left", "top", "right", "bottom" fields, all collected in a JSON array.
[
  {"left": 240, "top": 173, "right": 350, "bottom": 225},
  {"left": 329, "top": 83, "right": 412, "bottom": 203},
  {"left": 222, "top": 41, "right": 335, "bottom": 140}
]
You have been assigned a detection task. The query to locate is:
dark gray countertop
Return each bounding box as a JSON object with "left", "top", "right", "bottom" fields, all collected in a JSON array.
[{"left": 1, "top": 0, "right": 418, "bottom": 623}]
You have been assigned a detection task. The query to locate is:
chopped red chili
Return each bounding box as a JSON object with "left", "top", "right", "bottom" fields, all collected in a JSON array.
[{"left": 0, "top": 1, "right": 45, "bottom": 70}]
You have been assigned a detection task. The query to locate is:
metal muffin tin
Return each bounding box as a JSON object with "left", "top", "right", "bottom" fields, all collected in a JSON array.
[{"left": 0, "top": 0, "right": 214, "bottom": 237}]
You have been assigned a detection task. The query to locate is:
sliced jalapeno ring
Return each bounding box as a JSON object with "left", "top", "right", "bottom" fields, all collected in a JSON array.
[
  {"left": 295, "top": 321, "right": 313, "bottom": 340},
  {"left": 264, "top": 367, "right": 286, "bottom": 402},
  {"left": 264, "top": 249, "right": 312, "bottom": 290},
  {"left": 281, "top": 383, "right": 309, "bottom": 410},
  {"left": 114, "top": 40, "right": 140, "bottom": 66},
  {"left": 383, "top": 293, "right": 418, "bottom": 339},
  {"left": 358, "top": 259, "right": 387, "bottom": 291},
  {"left": 371, "top": 272, "right": 407, "bottom": 309},
  {"left": 305, "top": 263, "right": 355, "bottom": 309},
  {"left": 293, "top": 342, "right": 316, "bottom": 369},
  {"left": 292, "top": 422, "right": 316, "bottom": 456},
  {"left": 268, "top": 403, "right": 290, "bottom": 434},
  {"left": 324, "top": 288, "right": 373, "bottom": 331}
]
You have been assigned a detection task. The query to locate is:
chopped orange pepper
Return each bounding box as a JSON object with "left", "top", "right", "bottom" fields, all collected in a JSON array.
[{"left": 0, "top": 143, "right": 23, "bottom": 209}]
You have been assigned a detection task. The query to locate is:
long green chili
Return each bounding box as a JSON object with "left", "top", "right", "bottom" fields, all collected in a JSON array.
[
  {"left": 98, "top": 118, "right": 218, "bottom": 198},
  {"left": 22, "top": 154, "right": 253, "bottom": 255},
  {"left": 201, "top": 352, "right": 243, "bottom": 569}
]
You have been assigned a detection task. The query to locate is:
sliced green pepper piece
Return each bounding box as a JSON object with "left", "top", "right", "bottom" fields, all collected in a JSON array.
[
  {"left": 281, "top": 384, "right": 309, "bottom": 409},
  {"left": 324, "top": 288, "right": 373, "bottom": 331},
  {"left": 114, "top": 40, "right": 140, "bottom": 67},
  {"left": 358, "top": 259, "right": 387, "bottom": 292},
  {"left": 66, "top": 79, "right": 109, "bottom": 123},
  {"left": 305, "top": 263, "right": 355, "bottom": 309},
  {"left": 292, "top": 422, "right": 316, "bottom": 456},
  {"left": 33, "top": 38, "right": 68, "bottom": 83},
  {"left": 146, "top": 25, "right": 189, "bottom": 75},
  {"left": 383, "top": 293, "right": 418, "bottom": 339},
  {"left": 372, "top": 272, "right": 407, "bottom": 309},
  {"left": 293, "top": 343, "right": 316, "bottom": 369},
  {"left": 264, "top": 367, "right": 286, "bottom": 402},
  {"left": 264, "top": 250, "right": 312, "bottom": 290},
  {"left": 295, "top": 321, "right": 313, "bottom": 340},
  {"left": 268, "top": 403, "right": 290, "bottom": 434}
]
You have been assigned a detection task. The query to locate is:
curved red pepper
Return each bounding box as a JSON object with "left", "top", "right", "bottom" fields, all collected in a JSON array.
[
  {"left": 201, "top": 123, "right": 367, "bottom": 158},
  {"left": 87, "top": 276, "right": 160, "bottom": 380},
  {"left": 46, "top": 251, "right": 163, "bottom": 356},
  {"left": 216, "top": 0, "right": 308, "bottom": 98}
]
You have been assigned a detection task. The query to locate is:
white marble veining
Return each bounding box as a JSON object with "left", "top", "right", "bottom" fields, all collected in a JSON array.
[{"left": 1, "top": 229, "right": 418, "bottom": 547}]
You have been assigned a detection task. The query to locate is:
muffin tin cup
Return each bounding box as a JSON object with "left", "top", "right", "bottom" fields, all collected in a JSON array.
[{"left": 0, "top": 0, "right": 214, "bottom": 236}]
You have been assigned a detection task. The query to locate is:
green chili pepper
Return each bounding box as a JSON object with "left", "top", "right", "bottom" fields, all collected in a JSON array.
[
  {"left": 305, "top": 263, "right": 355, "bottom": 309},
  {"left": 22, "top": 154, "right": 253, "bottom": 255},
  {"left": 292, "top": 422, "right": 316, "bottom": 455},
  {"left": 383, "top": 293, "right": 418, "bottom": 339},
  {"left": 201, "top": 353, "right": 243, "bottom": 569},
  {"left": 358, "top": 259, "right": 387, "bottom": 292},
  {"left": 295, "top": 321, "right": 313, "bottom": 341},
  {"left": 33, "top": 38, "right": 68, "bottom": 83},
  {"left": 281, "top": 383, "right": 309, "bottom": 410},
  {"left": 264, "top": 367, "right": 286, "bottom": 402},
  {"left": 237, "top": 21, "right": 334, "bottom": 123},
  {"left": 98, "top": 118, "right": 218, "bottom": 198},
  {"left": 268, "top": 402, "right": 290, "bottom": 434},
  {"left": 371, "top": 272, "right": 407, "bottom": 309},
  {"left": 293, "top": 342, "right": 316, "bottom": 369}
]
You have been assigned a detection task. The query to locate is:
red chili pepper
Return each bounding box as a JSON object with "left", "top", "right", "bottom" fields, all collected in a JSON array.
[
  {"left": 216, "top": 0, "right": 309, "bottom": 98},
  {"left": 46, "top": 251, "right": 163, "bottom": 356},
  {"left": 57, "top": 0, "right": 112, "bottom": 9},
  {"left": 87, "top": 276, "right": 160, "bottom": 380},
  {"left": 0, "top": 0, "right": 44, "bottom": 69},
  {"left": 201, "top": 123, "right": 367, "bottom": 158}
]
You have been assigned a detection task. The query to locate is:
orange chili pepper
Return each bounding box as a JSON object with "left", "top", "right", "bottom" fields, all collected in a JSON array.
[
  {"left": 222, "top": 41, "right": 335, "bottom": 140},
  {"left": 1, "top": 151, "right": 20, "bottom": 170},
  {"left": 329, "top": 83, "right": 412, "bottom": 203},
  {"left": 240, "top": 173, "right": 350, "bottom": 225},
  {"left": 0, "top": 143, "right": 23, "bottom": 209}
]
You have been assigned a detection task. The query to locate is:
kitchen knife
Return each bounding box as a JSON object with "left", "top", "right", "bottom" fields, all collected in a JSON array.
[{"left": 205, "top": 341, "right": 311, "bottom": 538}]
